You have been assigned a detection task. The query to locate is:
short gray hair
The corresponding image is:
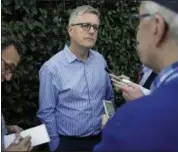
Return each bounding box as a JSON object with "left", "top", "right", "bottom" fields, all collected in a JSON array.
[
  {"left": 142, "top": 1, "right": 178, "bottom": 40},
  {"left": 68, "top": 5, "right": 100, "bottom": 25}
]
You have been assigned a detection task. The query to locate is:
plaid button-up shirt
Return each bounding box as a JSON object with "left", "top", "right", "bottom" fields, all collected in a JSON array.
[{"left": 151, "top": 62, "right": 178, "bottom": 91}]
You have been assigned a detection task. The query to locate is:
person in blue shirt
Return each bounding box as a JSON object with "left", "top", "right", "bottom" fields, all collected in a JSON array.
[
  {"left": 37, "top": 5, "right": 114, "bottom": 152},
  {"left": 94, "top": 0, "right": 178, "bottom": 151}
]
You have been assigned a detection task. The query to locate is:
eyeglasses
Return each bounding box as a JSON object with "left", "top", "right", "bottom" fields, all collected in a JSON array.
[
  {"left": 131, "top": 13, "right": 152, "bottom": 29},
  {"left": 71, "top": 23, "right": 99, "bottom": 32},
  {"left": 133, "top": 13, "right": 151, "bottom": 20},
  {"left": 2, "top": 58, "right": 15, "bottom": 74}
]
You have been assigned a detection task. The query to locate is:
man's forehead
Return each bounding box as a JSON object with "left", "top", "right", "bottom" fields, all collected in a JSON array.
[
  {"left": 2, "top": 45, "right": 20, "bottom": 65},
  {"left": 77, "top": 12, "right": 99, "bottom": 22}
]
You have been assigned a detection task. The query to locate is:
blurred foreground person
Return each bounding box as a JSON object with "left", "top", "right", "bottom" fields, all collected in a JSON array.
[
  {"left": 94, "top": 0, "right": 178, "bottom": 151},
  {"left": 1, "top": 25, "right": 32, "bottom": 151}
]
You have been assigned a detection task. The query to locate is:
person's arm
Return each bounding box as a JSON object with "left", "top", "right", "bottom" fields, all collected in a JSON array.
[
  {"left": 37, "top": 64, "right": 59, "bottom": 151},
  {"left": 104, "top": 61, "right": 114, "bottom": 101},
  {"left": 105, "top": 73, "right": 114, "bottom": 100}
]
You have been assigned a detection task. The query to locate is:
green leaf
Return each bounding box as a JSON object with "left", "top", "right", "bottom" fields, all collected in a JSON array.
[{"left": 3, "top": 0, "right": 13, "bottom": 5}]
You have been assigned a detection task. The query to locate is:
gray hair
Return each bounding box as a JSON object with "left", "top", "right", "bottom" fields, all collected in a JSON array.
[
  {"left": 142, "top": 1, "right": 178, "bottom": 40},
  {"left": 68, "top": 5, "right": 100, "bottom": 25}
]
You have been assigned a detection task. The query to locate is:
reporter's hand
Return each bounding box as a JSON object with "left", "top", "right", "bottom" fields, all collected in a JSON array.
[
  {"left": 118, "top": 74, "right": 130, "bottom": 80},
  {"left": 5, "top": 136, "right": 32, "bottom": 151},
  {"left": 109, "top": 74, "right": 129, "bottom": 91},
  {"left": 101, "top": 114, "right": 108, "bottom": 129},
  {"left": 7, "top": 125, "right": 23, "bottom": 134},
  {"left": 110, "top": 73, "right": 144, "bottom": 101},
  {"left": 120, "top": 82, "right": 144, "bottom": 101}
]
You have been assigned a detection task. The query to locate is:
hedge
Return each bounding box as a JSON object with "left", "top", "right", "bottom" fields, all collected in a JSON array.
[{"left": 2, "top": 0, "right": 140, "bottom": 150}]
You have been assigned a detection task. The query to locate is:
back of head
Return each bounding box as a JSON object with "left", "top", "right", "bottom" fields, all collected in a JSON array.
[
  {"left": 142, "top": 0, "right": 178, "bottom": 41},
  {"left": 136, "top": 1, "right": 178, "bottom": 72}
]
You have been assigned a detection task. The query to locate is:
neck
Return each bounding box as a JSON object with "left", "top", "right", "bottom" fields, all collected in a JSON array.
[
  {"left": 152, "top": 42, "right": 178, "bottom": 73},
  {"left": 69, "top": 41, "right": 89, "bottom": 61}
]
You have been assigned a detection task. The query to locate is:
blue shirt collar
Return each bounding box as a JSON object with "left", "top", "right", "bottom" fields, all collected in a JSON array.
[
  {"left": 63, "top": 44, "right": 77, "bottom": 63},
  {"left": 63, "top": 44, "right": 94, "bottom": 63},
  {"left": 151, "top": 61, "right": 178, "bottom": 91}
]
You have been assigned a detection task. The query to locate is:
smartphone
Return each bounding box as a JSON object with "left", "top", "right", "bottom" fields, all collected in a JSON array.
[{"left": 103, "top": 100, "right": 115, "bottom": 119}]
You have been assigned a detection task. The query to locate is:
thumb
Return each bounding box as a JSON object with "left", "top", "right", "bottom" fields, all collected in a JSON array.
[{"left": 13, "top": 134, "right": 22, "bottom": 144}]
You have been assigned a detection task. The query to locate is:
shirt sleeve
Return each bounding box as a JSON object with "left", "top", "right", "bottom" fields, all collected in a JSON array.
[
  {"left": 37, "top": 64, "right": 58, "bottom": 138},
  {"left": 104, "top": 60, "right": 114, "bottom": 101}
]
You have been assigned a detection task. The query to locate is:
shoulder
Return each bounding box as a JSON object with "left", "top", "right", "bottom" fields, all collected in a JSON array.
[
  {"left": 90, "top": 49, "right": 107, "bottom": 64},
  {"left": 91, "top": 49, "right": 104, "bottom": 58},
  {"left": 39, "top": 50, "right": 65, "bottom": 73}
]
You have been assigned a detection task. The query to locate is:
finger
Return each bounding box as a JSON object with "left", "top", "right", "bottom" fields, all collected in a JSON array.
[
  {"left": 102, "top": 114, "right": 108, "bottom": 120},
  {"left": 125, "top": 82, "right": 140, "bottom": 89},
  {"left": 113, "top": 83, "right": 126, "bottom": 91},
  {"left": 15, "top": 133, "right": 22, "bottom": 140},
  {"left": 119, "top": 75, "right": 130, "bottom": 80},
  {"left": 101, "top": 114, "right": 108, "bottom": 128},
  {"left": 13, "top": 134, "right": 23, "bottom": 144},
  {"left": 109, "top": 74, "right": 122, "bottom": 81},
  {"left": 20, "top": 136, "right": 31, "bottom": 145},
  {"left": 14, "top": 126, "right": 23, "bottom": 133},
  {"left": 29, "top": 146, "right": 33, "bottom": 151},
  {"left": 122, "top": 91, "right": 129, "bottom": 101},
  {"left": 18, "top": 127, "right": 23, "bottom": 132},
  {"left": 26, "top": 142, "right": 32, "bottom": 151},
  {"left": 112, "top": 78, "right": 128, "bottom": 87}
]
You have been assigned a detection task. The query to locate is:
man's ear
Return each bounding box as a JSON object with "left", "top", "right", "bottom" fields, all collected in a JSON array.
[
  {"left": 68, "top": 25, "right": 72, "bottom": 36},
  {"left": 154, "top": 13, "right": 167, "bottom": 46}
]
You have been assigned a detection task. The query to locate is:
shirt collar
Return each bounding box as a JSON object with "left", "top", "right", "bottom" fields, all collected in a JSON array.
[
  {"left": 151, "top": 61, "right": 178, "bottom": 91},
  {"left": 63, "top": 44, "right": 77, "bottom": 63},
  {"left": 63, "top": 44, "right": 94, "bottom": 63}
]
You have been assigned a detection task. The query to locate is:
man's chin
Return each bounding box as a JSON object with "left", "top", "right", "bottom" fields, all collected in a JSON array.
[{"left": 83, "top": 43, "right": 95, "bottom": 49}]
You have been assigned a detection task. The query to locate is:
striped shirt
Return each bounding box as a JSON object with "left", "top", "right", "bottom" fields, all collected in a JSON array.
[
  {"left": 151, "top": 61, "right": 178, "bottom": 91},
  {"left": 37, "top": 44, "right": 114, "bottom": 139}
]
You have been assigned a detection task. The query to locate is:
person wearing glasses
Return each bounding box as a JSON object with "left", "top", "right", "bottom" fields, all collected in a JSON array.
[
  {"left": 1, "top": 25, "right": 32, "bottom": 151},
  {"left": 37, "top": 5, "right": 114, "bottom": 152},
  {"left": 94, "top": 0, "right": 178, "bottom": 151}
]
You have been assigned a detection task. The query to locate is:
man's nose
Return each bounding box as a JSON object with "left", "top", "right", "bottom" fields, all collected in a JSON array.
[{"left": 89, "top": 26, "right": 95, "bottom": 34}]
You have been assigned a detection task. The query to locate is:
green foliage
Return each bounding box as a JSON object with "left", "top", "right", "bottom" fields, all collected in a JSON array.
[{"left": 2, "top": 0, "right": 140, "bottom": 150}]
